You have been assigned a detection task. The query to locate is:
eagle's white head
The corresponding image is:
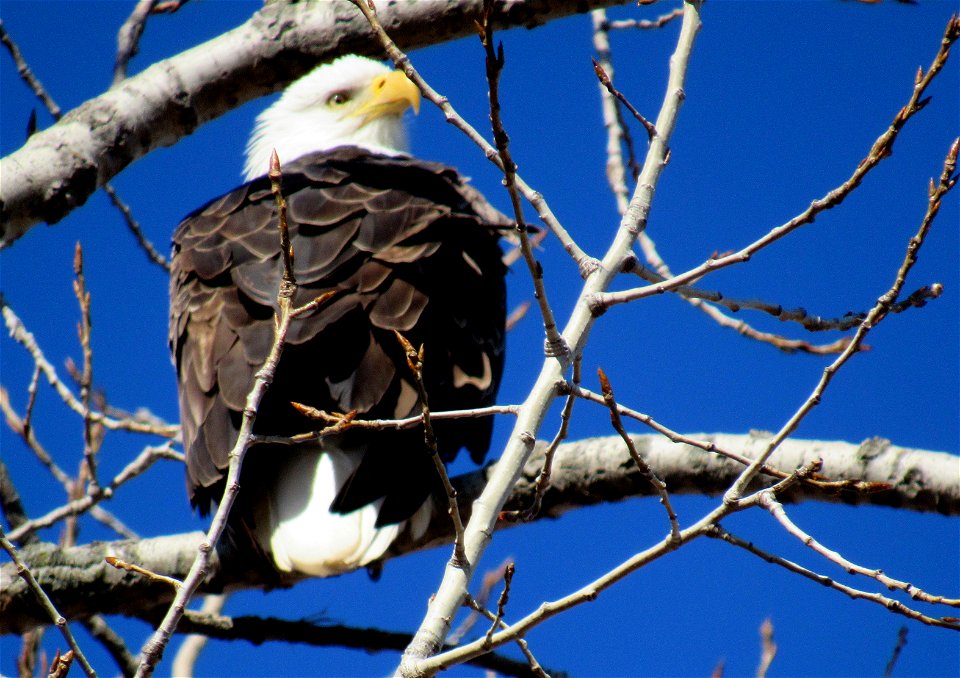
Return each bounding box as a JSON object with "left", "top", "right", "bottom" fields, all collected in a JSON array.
[{"left": 243, "top": 55, "right": 421, "bottom": 182}]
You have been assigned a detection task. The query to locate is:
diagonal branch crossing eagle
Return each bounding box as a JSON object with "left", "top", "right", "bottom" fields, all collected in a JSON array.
[{"left": 169, "top": 55, "right": 507, "bottom": 577}]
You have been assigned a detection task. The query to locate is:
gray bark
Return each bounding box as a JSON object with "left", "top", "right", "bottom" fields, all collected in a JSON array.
[
  {"left": 0, "top": 0, "right": 629, "bottom": 245},
  {"left": 2, "top": 433, "right": 955, "bottom": 634}
]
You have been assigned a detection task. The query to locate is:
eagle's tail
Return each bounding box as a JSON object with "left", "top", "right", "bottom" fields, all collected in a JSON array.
[{"left": 257, "top": 448, "right": 432, "bottom": 576}]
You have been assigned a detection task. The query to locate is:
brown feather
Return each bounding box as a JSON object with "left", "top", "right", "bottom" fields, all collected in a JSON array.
[{"left": 170, "top": 147, "right": 508, "bottom": 556}]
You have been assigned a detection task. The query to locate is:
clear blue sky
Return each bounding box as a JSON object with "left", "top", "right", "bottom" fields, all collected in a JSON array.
[{"left": 2, "top": 1, "right": 958, "bottom": 676}]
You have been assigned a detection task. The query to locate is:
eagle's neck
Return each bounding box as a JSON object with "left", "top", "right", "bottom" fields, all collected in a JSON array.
[{"left": 243, "top": 110, "right": 410, "bottom": 182}]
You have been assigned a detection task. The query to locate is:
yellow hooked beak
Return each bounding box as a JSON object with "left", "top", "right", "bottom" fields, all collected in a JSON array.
[{"left": 350, "top": 70, "right": 421, "bottom": 123}]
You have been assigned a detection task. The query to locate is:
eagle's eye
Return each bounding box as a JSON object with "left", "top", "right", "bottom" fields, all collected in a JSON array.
[{"left": 326, "top": 91, "right": 351, "bottom": 107}]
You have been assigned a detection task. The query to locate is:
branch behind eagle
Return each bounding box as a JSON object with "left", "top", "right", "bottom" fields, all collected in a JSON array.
[{"left": 169, "top": 55, "right": 507, "bottom": 577}]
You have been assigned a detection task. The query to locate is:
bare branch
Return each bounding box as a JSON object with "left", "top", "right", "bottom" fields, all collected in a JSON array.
[
  {"left": 1, "top": 21, "right": 169, "bottom": 270},
  {"left": 590, "top": 12, "right": 850, "bottom": 356},
  {"left": 133, "top": 156, "right": 305, "bottom": 678},
  {"left": 1, "top": 0, "right": 632, "bottom": 243},
  {"left": 160, "top": 610, "right": 552, "bottom": 678},
  {"left": 484, "top": 561, "right": 515, "bottom": 647},
  {"left": 100, "top": 184, "right": 170, "bottom": 271},
  {"left": 0, "top": 20, "right": 62, "bottom": 118},
  {"left": 392, "top": 2, "right": 700, "bottom": 667},
  {"left": 477, "top": 2, "right": 567, "bottom": 357},
  {"left": 883, "top": 627, "right": 909, "bottom": 678},
  {"left": 81, "top": 615, "right": 138, "bottom": 678},
  {"left": 502, "top": 357, "right": 579, "bottom": 523},
  {"left": 601, "top": 8, "right": 685, "bottom": 31},
  {"left": 724, "top": 137, "right": 959, "bottom": 504},
  {"left": 757, "top": 491, "right": 959, "bottom": 607},
  {"left": 114, "top": 0, "right": 162, "bottom": 86},
  {"left": 597, "top": 368, "right": 680, "bottom": 543},
  {"left": 464, "top": 583, "right": 548, "bottom": 677},
  {"left": 72, "top": 243, "right": 100, "bottom": 494},
  {"left": 0, "top": 458, "right": 34, "bottom": 545},
  {"left": 594, "top": 16, "right": 960, "bottom": 311},
  {"left": 756, "top": 618, "right": 776, "bottom": 678},
  {"left": 0, "top": 525, "right": 97, "bottom": 677},
  {"left": 395, "top": 331, "right": 467, "bottom": 567},
  {"left": 170, "top": 594, "right": 226, "bottom": 678},
  {"left": 6, "top": 443, "right": 182, "bottom": 544},
  {"left": 708, "top": 526, "right": 960, "bottom": 631},
  {"left": 347, "top": 0, "right": 596, "bottom": 276},
  {"left": 450, "top": 558, "right": 513, "bottom": 644},
  {"left": 2, "top": 435, "right": 955, "bottom": 633},
  {"left": 1, "top": 298, "right": 180, "bottom": 437}
]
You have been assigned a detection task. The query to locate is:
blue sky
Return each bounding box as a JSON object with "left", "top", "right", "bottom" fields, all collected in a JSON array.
[{"left": 1, "top": 1, "right": 958, "bottom": 676}]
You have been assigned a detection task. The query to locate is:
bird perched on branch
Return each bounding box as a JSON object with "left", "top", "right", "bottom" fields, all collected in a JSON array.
[{"left": 169, "top": 55, "right": 507, "bottom": 577}]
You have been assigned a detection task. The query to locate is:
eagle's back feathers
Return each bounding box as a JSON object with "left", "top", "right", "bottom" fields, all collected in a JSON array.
[{"left": 170, "top": 147, "right": 507, "bottom": 574}]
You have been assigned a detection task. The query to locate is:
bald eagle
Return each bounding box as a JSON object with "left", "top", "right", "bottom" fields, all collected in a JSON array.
[{"left": 170, "top": 55, "right": 507, "bottom": 577}]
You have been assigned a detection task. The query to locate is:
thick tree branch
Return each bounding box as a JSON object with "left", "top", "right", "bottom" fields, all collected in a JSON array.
[
  {"left": 0, "top": 0, "right": 630, "bottom": 245},
  {"left": 2, "top": 434, "right": 955, "bottom": 634}
]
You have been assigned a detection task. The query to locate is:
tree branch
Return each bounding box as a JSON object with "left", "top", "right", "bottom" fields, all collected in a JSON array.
[
  {"left": 0, "top": 0, "right": 631, "bottom": 245},
  {"left": 2, "top": 434, "right": 954, "bottom": 634}
]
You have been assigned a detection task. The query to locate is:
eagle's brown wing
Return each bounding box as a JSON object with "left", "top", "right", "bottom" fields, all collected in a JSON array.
[{"left": 170, "top": 147, "right": 507, "bottom": 531}]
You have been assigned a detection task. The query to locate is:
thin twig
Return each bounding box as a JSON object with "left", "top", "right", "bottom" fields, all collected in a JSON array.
[
  {"left": 626, "top": 258, "right": 942, "bottom": 333},
  {"left": 570, "top": 383, "right": 884, "bottom": 494},
  {"left": 450, "top": 558, "right": 513, "bottom": 644},
  {"left": 395, "top": 331, "right": 467, "bottom": 566},
  {"left": 266, "top": 403, "right": 518, "bottom": 445},
  {"left": 591, "top": 9, "right": 637, "bottom": 215},
  {"left": 113, "top": 0, "right": 160, "bottom": 86},
  {"left": 883, "top": 627, "right": 909, "bottom": 678},
  {"left": 592, "top": 58, "right": 657, "bottom": 141},
  {"left": 2, "top": 297, "right": 179, "bottom": 436},
  {"left": 484, "top": 561, "right": 515, "bottom": 646},
  {"left": 22, "top": 364, "right": 41, "bottom": 438},
  {"left": 73, "top": 243, "right": 100, "bottom": 494},
  {"left": 597, "top": 368, "right": 681, "bottom": 544},
  {"left": 18, "top": 627, "right": 43, "bottom": 678},
  {"left": 0, "top": 458, "right": 35, "bottom": 545},
  {"left": 82, "top": 615, "right": 139, "bottom": 678},
  {"left": 7, "top": 443, "right": 182, "bottom": 543},
  {"left": 105, "top": 556, "right": 183, "bottom": 589},
  {"left": 428, "top": 464, "right": 829, "bottom": 676},
  {"left": 347, "top": 0, "right": 596, "bottom": 277},
  {"left": 594, "top": 16, "right": 960, "bottom": 311},
  {"left": 1, "top": 21, "right": 169, "bottom": 270},
  {"left": 0, "top": 386, "right": 140, "bottom": 539},
  {"left": 0, "top": 20, "right": 61, "bottom": 117},
  {"left": 2, "top": 380, "right": 75, "bottom": 498},
  {"left": 602, "top": 8, "right": 685, "bottom": 32},
  {"left": 477, "top": 0, "right": 567, "bottom": 358},
  {"left": 590, "top": 11, "right": 851, "bottom": 356},
  {"left": 464, "top": 592, "right": 548, "bottom": 678},
  {"left": 707, "top": 525, "right": 960, "bottom": 630},
  {"left": 159, "top": 610, "right": 549, "bottom": 678},
  {"left": 0, "top": 525, "right": 98, "bottom": 677},
  {"left": 101, "top": 184, "right": 171, "bottom": 271},
  {"left": 504, "top": 300, "right": 532, "bottom": 332},
  {"left": 756, "top": 618, "right": 776, "bottom": 678},
  {"left": 419, "top": 508, "right": 716, "bottom": 673},
  {"left": 757, "top": 491, "right": 960, "bottom": 607},
  {"left": 502, "top": 228, "right": 548, "bottom": 268},
  {"left": 89, "top": 507, "right": 139, "bottom": 540},
  {"left": 723, "top": 135, "right": 959, "bottom": 504},
  {"left": 133, "top": 152, "right": 308, "bottom": 678},
  {"left": 502, "top": 357, "right": 579, "bottom": 522}
]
